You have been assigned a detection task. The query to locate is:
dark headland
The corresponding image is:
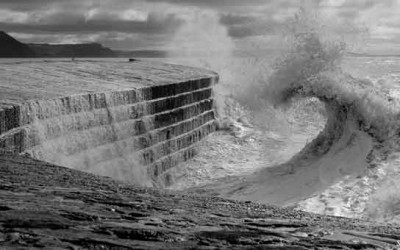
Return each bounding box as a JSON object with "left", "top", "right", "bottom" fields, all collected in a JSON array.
[
  {"left": 0, "top": 35, "right": 399, "bottom": 250},
  {"left": 0, "top": 31, "right": 36, "bottom": 57},
  {"left": 0, "top": 31, "right": 167, "bottom": 58}
]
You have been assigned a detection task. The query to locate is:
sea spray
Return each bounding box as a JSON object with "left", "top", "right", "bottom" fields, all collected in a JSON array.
[
  {"left": 253, "top": 7, "right": 400, "bottom": 217},
  {"left": 164, "top": 5, "right": 296, "bottom": 134},
  {"left": 166, "top": 7, "right": 237, "bottom": 123},
  {"left": 169, "top": 3, "right": 400, "bottom": 223},
  {"left": 156, "top": 0, "right": 400, "bottom": 222},
  {"left": 164, "top": 2, "right": 330, "bottom": 195}
]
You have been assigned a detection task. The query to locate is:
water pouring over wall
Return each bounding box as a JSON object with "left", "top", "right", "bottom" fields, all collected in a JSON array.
[{"left": 0, "top": 60, "right": 219, "bottom": 187}]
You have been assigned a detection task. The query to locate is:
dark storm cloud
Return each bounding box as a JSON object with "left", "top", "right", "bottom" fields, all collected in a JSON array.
[
  {"left": 1, "top": 0, "right": 400, "bottom": 50},
  {"left": 219, "top": 13, "right": 284, "bottom": 39},
  {"left": 147, "top": 0, "right": 268, "bottom": 8},
  {"left": 0, "top": 13, "right": 182, "bottom": 35},
  {"left": 0, "top": 0, "right": 182, "bottom": 34},
  {"left": 226, "top": 26, "right": 256, "bottom": 39},
  {"left": 339, "top": 0, "right": 390, "bottom": 10},
  {"left": 0, "top": 0, "right": 52, "bottom": 9},
  {"left": 0, "top": 0, "right": 88, "bottom": 11},
  {"left": 224, "top": 21, "right": 282, "bottom": 39},
  {"left": 219, "top": 14, "right": 264, "bottom": 39},
  {"left": 0, "top": 0, "right": 183, "bottom": 48},
  {"left": 219, "top": 14, "right": 254, "bottom": 26}
]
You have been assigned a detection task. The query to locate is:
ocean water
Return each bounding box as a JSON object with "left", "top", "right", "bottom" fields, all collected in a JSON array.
[
  {"left": 3, "top": 1, "right": 399, "bottom": 223},
  {"left": 154, "top": 51, "right": 400, "bottom": 223},
  {"left": 2, "top": 52, "right": 399, "bottom": 222}
]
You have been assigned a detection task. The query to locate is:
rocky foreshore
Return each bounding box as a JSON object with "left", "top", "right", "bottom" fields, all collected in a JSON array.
[{"left": 0, "top": 153, "right": 399, "bottom": 249}]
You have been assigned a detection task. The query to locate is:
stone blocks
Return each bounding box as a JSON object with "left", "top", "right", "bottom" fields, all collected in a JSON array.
[{"left": 0, "top": 63, "right": 218, "bottom": 186}]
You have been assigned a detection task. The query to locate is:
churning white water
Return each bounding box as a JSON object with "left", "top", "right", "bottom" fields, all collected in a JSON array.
[{"left": 148, "top": 4, "right": 400, "bottom": 223}]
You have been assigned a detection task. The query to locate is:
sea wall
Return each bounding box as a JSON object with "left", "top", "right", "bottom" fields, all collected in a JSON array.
[{"left": 0, "top": 60, "right": 218, "bottom": 186}]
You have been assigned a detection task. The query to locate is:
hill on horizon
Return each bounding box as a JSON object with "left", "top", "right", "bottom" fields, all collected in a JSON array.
[
  {"left": 28, "top": 42, "right": 115, "bottom": 57},
  {"left": 0, "top": 31, "right": 115, "bottom": 58},
  {"left": 0, "top": 31, "right": 171, "bottom": 58},
  {"left": 0, "top": 31, "right": 36, "bottom": 57}
]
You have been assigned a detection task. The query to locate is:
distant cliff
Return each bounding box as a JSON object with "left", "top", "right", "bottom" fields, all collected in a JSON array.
[
  {"left": 115, "top": 50, "right": 167, "bottom": 58},
  {"left": 0, "top": 31, "right": 115, "bottom": 58},
  {"left": 0, "top": 31, "right": 36, "bottom": 57},
  {"left": 0, "top": 31, "right": 170, "bottom": 58},
  {"left": 29, "top": 43, "right": 115, "bottom": 58}
]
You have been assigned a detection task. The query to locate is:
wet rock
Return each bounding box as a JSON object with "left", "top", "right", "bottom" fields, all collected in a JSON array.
[{"left": 0, "top": 154, "right": 400, "bottom": 249}]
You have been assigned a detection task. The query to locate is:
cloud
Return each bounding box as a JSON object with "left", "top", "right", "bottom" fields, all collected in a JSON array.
[
  {"left": 0, "top": 0, "right": 171, "bottom": 47},
  {"left": 0, "top": 13, "right": 182, "bottom": 34},
  {"left": 85, "top": 8, "right": 149, "bottom": 22},
  {"left": 0, "top": 9, "right": 31, "bottom": 23},
  {"left": 147, "top": 0, "right": 269, "bottom": 9},
  {"left": 319, "top": 0, "right": 400, "bottom": 43},
  {"left": 219, "top": 14, "right": 254, "bottom": 26},
  {"left": 1, "top": 0, "right": 400, "bottom": 52},
  {"left": 0, "top": 0, "right": 185, "bottom": 49}
]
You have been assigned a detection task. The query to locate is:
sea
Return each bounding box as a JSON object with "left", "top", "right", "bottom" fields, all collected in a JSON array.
[
  {"left": 151, "top": 49, "right": 400, "bottom": 223},
  {"left": 2, "top": 49, "right": 399, "bottom": 223}
]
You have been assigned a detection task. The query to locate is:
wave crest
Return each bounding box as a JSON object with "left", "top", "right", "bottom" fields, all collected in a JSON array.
[{"left": 205, "top": 12, "right": 400, "bottom": 207}]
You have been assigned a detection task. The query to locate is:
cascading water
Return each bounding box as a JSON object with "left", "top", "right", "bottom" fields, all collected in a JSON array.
[
  {"left": 0, "top": 60, "right": 218, "bottom": 189},
  {"left": 22, "top": 92, "right": 153, "bottom": 186}
]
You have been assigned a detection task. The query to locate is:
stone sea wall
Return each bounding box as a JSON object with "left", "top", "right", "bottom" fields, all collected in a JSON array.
[{"left": 0, "top": 61, "right": 218, "bottom": 187}]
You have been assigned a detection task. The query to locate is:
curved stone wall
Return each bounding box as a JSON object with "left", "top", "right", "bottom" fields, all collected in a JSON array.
[{"left": 0, "top": 60, "right": 218, "bottom": 186}]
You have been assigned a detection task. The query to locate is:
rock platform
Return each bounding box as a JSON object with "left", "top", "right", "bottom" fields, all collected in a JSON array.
[{"left": 1, "top": 154, "right": 400, "bottom": 249}]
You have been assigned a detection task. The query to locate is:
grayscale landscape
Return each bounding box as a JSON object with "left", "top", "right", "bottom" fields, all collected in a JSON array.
[{"left": 1, "top": 0, "right": 400, "bottom": 249}]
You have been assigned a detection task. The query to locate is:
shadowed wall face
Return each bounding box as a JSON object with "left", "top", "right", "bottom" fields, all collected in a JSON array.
[{"left": 0, "top": 61, "right": 218, "bottom": 187}]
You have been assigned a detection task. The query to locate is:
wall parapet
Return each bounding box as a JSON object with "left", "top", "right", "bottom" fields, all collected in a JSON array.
[{"left": 0, "top": 60, "right": 219, "bottom": 186}]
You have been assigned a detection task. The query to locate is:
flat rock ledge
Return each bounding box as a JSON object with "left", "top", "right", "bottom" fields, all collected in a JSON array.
[{"left": 0, "top": 154, "right": 400, "bottom": 250}]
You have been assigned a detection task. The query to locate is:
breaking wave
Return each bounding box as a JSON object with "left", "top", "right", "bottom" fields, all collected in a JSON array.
[
  {"left": 192, "top": 9, "right": 400, "bottom": 212},
  {"left": 161, "top": 3, "right": 400, "bottom": 220},
  {"left": 266, "top": 31, "right": 400, "bottom": 178}
]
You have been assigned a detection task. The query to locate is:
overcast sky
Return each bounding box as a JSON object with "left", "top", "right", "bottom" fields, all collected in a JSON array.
[{"left": 1, "top": 0, "right": 399, "bottom": 53}]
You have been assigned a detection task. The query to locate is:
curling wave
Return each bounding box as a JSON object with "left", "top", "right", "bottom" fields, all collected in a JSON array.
[{"left": 194, "top": 32, "right": 400, "bottom": 207}]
